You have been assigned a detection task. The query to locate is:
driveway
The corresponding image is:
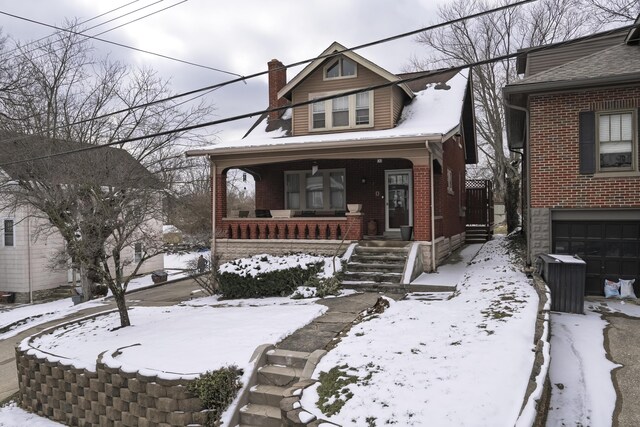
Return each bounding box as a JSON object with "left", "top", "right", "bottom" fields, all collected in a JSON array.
[
  {"left": 603, "top": 312, "right": 640, "bottom": 426},
  {"left": 0, "top": 278, "right": 201, "bottom": 402}
]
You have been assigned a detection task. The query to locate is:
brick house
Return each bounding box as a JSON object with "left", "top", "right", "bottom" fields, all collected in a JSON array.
[
  {"left": 187, "top": 42, "right": 477, "bottom": 272},
  {"left": 504, "top": 22, "right": 640, "bottom": 295}
]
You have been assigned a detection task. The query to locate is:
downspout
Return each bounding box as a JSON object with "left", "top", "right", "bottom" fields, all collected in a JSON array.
[
  {"left": 426, "top": 141, "right": 437, "bottom": 272},
  {"left": 210, "top": 158, "right": 217, "bottom": 265},
  {"left": 504, "top": 101, "right": 529, "bottom": 264},
  {"left": 27, "top": 209, "right": 33, "bottom": 303}
]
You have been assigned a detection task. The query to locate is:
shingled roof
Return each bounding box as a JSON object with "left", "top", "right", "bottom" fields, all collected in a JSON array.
[
  {"left": 511, "top": 42, "right": 640, "bottom": 87},
  {"left": 0, "top": 133, "right": 159, "bottom": 188}
]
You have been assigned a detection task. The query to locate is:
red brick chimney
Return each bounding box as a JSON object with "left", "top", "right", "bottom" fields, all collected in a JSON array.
[{"left": 267, "top": 59, "right": 287, "bottom": 124}]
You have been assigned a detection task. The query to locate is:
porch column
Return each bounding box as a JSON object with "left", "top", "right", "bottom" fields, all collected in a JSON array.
[
  {"left": 413, "top": 164, "right": 431, "bottom": 241},
  {"left": 215, "top": 171, "right": 227, "bottom": 230},
  {"left": 346, "top": 213, "right": 364, "bottom": 240}
]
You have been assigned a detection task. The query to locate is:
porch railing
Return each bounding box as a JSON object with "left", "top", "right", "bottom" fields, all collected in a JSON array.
[{"left": 220, "top": 215, "right": 364, "bottom": 240}]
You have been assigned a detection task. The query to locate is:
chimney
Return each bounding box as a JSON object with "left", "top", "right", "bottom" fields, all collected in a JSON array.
[{"left": 267, "top": 59, "right": 287, "bottom": 124}]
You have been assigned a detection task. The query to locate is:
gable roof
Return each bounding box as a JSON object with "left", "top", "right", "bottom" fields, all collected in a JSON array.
[
  {"left": 187, "top": 69, "right": 474, "bottom": 160},
  {"left": 277, "top": 41, "right": 414, "bottom": 100},
  {"left": 0, "top": 132, "right": 159, "bottom": 188}
]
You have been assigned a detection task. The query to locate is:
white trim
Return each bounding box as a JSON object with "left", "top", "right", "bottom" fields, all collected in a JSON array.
[
  {"left": 1, "top": 218, "right": 15, "bottom": 248},
  {"left": 277, "top": 42, "right": 414, "bottom": 100},
  {"left": 384, "top": 169, "right": 413, "bottom": 231},
  {"left": 308, "top": 90, "right": 374, "bottom": 132},
  {"left": 596, "top": 109, "right": 637, "bottom": 173},
  {"left": 322, "top": 56, "right": 358, "bottom": 81}
]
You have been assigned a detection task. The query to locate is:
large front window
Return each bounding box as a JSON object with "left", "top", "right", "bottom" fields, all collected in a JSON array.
[
  {"left": 310, "top": 91, "right": 373, "bottom": 131},
  {"left": 285, "top": 169, "right": 345, "bottom": 211},
  {"left": 598, "top": 111, "right": 635, "bottom": 171}
]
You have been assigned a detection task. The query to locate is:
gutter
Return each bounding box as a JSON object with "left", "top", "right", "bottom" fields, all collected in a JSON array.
[{"left": 503, "top": 72, "right": 640, "bottom": 96}]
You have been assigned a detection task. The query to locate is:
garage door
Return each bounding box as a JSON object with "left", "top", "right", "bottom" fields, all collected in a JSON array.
[{"left": 552, "top": 221, "right": 640, "bottom": 295}]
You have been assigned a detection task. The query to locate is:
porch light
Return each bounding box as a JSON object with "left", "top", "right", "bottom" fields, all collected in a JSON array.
[
  {"left": 377, "top": 159, "right": 382, "bottom": 163},
  {"left": 311, "top": 163, "right": 319, "bottom": 175},
  {"left": 361, "top": 177, "right": 367, "bottom": 184}
]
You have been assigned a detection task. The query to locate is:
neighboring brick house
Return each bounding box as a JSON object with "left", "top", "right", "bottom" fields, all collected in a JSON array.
[
  {"left": 187, "top": 42, "right": 477, "bottom": 271},
  {"left": 504, "top": 22, "right": 640, "bottom": 295},
  {"left": 0, "top": 134, "right": 164, "bottom": 303}
]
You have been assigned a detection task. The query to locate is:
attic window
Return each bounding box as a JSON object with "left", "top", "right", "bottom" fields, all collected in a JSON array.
[{"left": 325, "top": 57, "right": 356, "bottom": 79}]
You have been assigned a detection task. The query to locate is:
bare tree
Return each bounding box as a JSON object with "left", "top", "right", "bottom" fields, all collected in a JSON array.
[
  {"left": 586, "top": 0, "right": 640, "bottom": 23},
  {"left": 0, "top": 25, "right": 213, "bottom": 327},
  {"left": 411, "top": 0, "right": 598, "bottom": 231}
]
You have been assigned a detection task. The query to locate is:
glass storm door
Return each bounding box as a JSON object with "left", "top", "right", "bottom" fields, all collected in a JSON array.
[{"left": 385, "top": 170, "right": 413, "bottom": 231}]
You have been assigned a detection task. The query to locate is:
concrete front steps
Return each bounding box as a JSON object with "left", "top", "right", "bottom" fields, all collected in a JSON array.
[
  {"left": 342, "top": 241, "right": 410, "bottom": 292},
  {"left": 238, "top": 349, "right": 310, "bottom": 427}
]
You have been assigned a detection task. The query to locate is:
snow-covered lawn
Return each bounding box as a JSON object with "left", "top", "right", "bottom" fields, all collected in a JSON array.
[
  {"left": 0, "top": 402, "right": 63, "bottom": 426},
  {"left": 301, "top": 236, "right": 539, "bottom": 426},
  {"left": 24, "top": 303, "right": 327, "bottom": 379}
]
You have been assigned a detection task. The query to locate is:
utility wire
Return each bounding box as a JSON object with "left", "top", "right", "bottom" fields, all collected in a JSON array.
[
  {"left": 0, "top": 7, "right": 243, "bottom": 77},
  {"left": 2, "top": 23, "right": 635, "bottom": 168},
  {"left": 3, "top": 0, "right": 142, "bottom": 57},
  {"left": 0, "top": 0, "right": 539, "bottom": 146}
]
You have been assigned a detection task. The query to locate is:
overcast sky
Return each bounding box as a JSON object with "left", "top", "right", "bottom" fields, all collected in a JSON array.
[{"left": 0, "top": 0, "right": 450, "bottom": 142}]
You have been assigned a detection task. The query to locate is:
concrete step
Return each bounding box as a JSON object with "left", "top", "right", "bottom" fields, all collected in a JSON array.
[
  {"left": 346, "top": 262, "right": 404, "bottom": 273},
  {"left": 406, "top": 284, "right": 457, "bottom": 292},
  {"left": 354, "top": 246, "right": 409, "bottom": 256},
  {"left": 342, "top": 271, "right": 403, "bottom": 284},
  {"left": 239, "top": 403, "right": 281, "bottom": 427},
  {"left": 342, "top": 281, "right": 407, "bottom": 293},
  {"left": 249, "top": 384, "right": 287, "bottom": 407},
  {"left": 350, "top": 254, "right": 407, "bottom": 264},
  {"left": 257, "top": 364, "right": 303, "bottom": 387},
  {"left": 266, "top": 348, "right": 309, "bottom": 369}
]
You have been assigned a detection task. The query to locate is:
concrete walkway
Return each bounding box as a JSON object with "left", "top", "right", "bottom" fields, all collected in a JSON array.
[
  {"left": 0, "top": 278, "right": 202, "bottom": 402},
  {"left": 278, "top": 292, "right": 398, "bottom": 353}
]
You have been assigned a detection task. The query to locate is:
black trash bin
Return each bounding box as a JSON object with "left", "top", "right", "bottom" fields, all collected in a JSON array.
[
  {"left": 151, "top": 270, "right": 168, "bottom": 284},
  {"left": 537, "top": 254, "right": 586, "bottom": 314}
]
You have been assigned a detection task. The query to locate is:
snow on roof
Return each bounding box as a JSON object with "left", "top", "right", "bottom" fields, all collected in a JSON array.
[{"left": 187, "top": 70, "right": 468, "bottom": 155}]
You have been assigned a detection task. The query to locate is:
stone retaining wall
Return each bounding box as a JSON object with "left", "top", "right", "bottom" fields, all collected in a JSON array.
[{"left": 16, "top": 322, "right": 209, "bottom": 427}]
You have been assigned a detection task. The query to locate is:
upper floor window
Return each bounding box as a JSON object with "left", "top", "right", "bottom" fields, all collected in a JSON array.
[
  {"left": 3, "top": 219, "right": 14, "bottom": 247},
  {"left": 134, "top": 243, "right": 143, "bottom": 263},
  {"left": 310, "top": 91, "right": 373, "bottom": 131},
  {"left": 324, "top": 57, "right": 356, "bottom": 80},
  {"left": 598, "top": 111, "right": 635, "bottom": 171}
]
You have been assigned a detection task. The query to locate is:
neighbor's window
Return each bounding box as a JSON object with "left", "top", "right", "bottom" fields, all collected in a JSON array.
[
  {"left": 134, "top": 243, "right": 143, "bottom": 263},
  {"left": 598, "top": 111, "right": 635, "bottom": 170},
  {"left": 284, "top": 169, "right": 345, "bottom": 211},
  {"left": 3, "top": 219, "right": 14, "bottom": 247},
  {"left": 447, "top": 169, "right": 454, "bottom": 195},
  {"left": 325, "top": 57, "right": 356, "bottom": 79},
  {"left": 310, "top": 91, "right": 373, "bottom": 130}
]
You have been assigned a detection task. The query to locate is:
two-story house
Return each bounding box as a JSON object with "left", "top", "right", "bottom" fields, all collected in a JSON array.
[
  {"left": 187, "top": 42, "right": 477, "bottom": 275},
  {"left": 0, "top": 134, "right": 164, "bottom": 303},
  {"left": 504, "top": 21, "right": 640, "bottom": 295}
]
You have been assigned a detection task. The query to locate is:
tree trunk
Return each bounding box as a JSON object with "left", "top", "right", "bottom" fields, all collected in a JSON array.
[
  {"left": 79, "top": 264, "right": 93, "bottom": 302},
  {"left": 113, "top": 289, "right": 131, "bottom": 328},
  {"left": 505, "top": 172, "right": 521, "bottom": 233}
]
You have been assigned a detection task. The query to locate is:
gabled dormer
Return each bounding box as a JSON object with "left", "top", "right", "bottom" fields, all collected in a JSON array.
[{"left": 274, "top": 42, "right": 414, "bottom": 136}]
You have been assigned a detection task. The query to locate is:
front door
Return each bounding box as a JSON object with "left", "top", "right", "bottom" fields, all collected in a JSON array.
[{"left": 385, "top": 169, "right": 413, "bottom": 231}]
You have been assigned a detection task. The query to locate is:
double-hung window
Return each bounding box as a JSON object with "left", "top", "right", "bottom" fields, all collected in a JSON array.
[
  {"left": 285, "top": 169, "right": 346, "bottom": 211},
  {"left": 310, "top": 91, "right": 373, "bottom": 131},
  {"left": 598, "top": 111, "right": 635, "bottom": 171},
  {"left": 3, "top": 219, "right": 14, "bottom": 247}
]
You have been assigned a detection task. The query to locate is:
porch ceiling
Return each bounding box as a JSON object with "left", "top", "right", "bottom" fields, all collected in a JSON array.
[{"left": 197, "top": 137, "right": 437, "bottom": 169}]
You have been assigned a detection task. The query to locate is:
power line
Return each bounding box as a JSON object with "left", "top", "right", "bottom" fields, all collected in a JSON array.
[
  {"left": 3, "top": 0, "right": 143, "bottom": 57},
  {"left": 0, "top": 7, "right": 243, "bottom": 77},
  {"left": 2, "top": 22, "right": 635, "bottom": 169},
  {"left": 0, "top": 0, "right": 539, "bottom": 145}
]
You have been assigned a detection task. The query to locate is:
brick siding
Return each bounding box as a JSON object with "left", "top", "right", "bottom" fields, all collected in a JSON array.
[{"left": 529, "top": 86, "right": 640, "bottom": 209}]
